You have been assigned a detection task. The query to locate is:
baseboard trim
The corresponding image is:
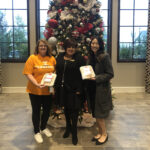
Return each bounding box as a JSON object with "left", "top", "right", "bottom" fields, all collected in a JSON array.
[
  {"left": 1, "top": 86, "right": 145, "bottom": 94},
  {"left": 112, "top": 86, "right": 145, "bottom": 93},
  {"left": 2, "top": 87, "right": 26, "bottom": 93}
]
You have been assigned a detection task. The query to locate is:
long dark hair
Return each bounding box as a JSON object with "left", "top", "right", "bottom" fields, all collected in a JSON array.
[
  {"left": 88, "top": 37, "right": 105, "bottom": 67},
  {"left": 89, "top": 37, "right": 105, "bottom": 56}
]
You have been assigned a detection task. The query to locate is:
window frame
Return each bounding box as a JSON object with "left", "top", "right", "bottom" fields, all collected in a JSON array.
[
  {"left": 117, "top": 0, "right": 148, "bottom": 63},
  {"left": 36, "top": 0, "right": 112, "bottom": 57},
  {"left": 0, "top": 0, "right": 30, "bottom": 63}
]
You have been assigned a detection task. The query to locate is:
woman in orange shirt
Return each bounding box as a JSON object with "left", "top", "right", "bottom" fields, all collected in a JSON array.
[{"left": 23, "top": 39, "right": 56, "bottom": 143}]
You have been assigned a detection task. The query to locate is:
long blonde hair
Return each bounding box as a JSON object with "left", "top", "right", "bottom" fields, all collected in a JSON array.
[{"left": 34, "top": 39, "right": 52, "bottom": 57}]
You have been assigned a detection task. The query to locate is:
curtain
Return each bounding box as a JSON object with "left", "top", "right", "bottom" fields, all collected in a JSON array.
[{"left": 145, "top": 0, "right": 150, "bottom": 93}]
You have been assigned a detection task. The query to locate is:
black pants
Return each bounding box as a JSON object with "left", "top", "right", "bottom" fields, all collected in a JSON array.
[
  {"left": 87, "top": 83, "right": 96, "bottom": 117},
  {"left": 64, "top": 108, "right": 79, "bottom": 137},
  {"left": 29, "top": 94, "right": 52, "bottom": 134}
]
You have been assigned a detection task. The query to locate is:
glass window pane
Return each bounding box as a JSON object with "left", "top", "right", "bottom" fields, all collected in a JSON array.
[
  {"left": 14, "top": 10, "right": 27, "bottom": 26},
  {"left": 0, "top": 0, "right": 12, "bottom": 9},
  {"left": 133, "top": 43, "right": 146, "bottom": 59},
  {"left": 120, "top": 0, "right": 134, "bottom": 9},
  {"left": 119, "top": 43, "right": 133, "bottom": 60},
  {"left": 120, "top": 27, "right": 133, "bottom": 42},
  {"left": 13, "top": 0, "right": 27, "bottom": 9},
  {"left": 0, "top": 27, "right": 13, "bottom": 42},
  {"left": 99, "top": 0, "right": 108, "bottom": 9},
  {"left": 103, "top": 27, "right": 107, "bottom": 41},
  {"left": 103, "top": 27, "right": 108, "bottom": 51},
  {"left": 14, "top": 27, "right": 28, "bottom": 42},
  {"left": 120, "top": 10, "right": 133, "bottom": 26},
  {"left": 135, "top": 0, "right": 149, "bottom": 9},
  {"left": 40, "top": 0, "right": 50, "bottom": 9},
  {"left": 100, "top": 10, "right": 108, "bottom": 26},
  {"left": 0, "top": 43, "right": 13, "bottom": 59},
  {"left": 40, "top": 27, "right": 45, "bottom": 39},
  {"left": 40, "top": 10, "right": 48, "bottom": 26},
  {"left": 135, "top": 10, "right": 148, "bottom": 26},
  {"left": 134, "top": 27, "right": 147, "bottom": 42},
  {"left": 0, "top": 10, "right": 13, "bottom": 26},
  {"left": 14, "top": 43, "right": 28, "bottom": 59}
]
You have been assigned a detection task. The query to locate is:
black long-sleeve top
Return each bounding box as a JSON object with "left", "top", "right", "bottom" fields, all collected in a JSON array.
[
  {"left": 55, "top": 52, "right": 85, "bottom": 93},
  {"left": 54, "top": 52, "right": 86, "bottom": 109}
]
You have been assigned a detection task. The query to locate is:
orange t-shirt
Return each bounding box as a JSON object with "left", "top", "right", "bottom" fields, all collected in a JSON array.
[{"left": 23, "top": 54, "right": 56, "bottom": 95}]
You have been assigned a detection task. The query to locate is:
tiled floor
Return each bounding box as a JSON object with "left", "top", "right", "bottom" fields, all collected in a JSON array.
[{"left": 0, "top": 93, "right": 150, "bottom": 150}]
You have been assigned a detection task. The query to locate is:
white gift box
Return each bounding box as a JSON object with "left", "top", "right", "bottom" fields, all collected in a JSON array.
[
  {"left": 41, "top": 73, "right": 57, "bottom": 86},
  {"left": 80, "top": 65, "right": 95, "bottom": 80}
]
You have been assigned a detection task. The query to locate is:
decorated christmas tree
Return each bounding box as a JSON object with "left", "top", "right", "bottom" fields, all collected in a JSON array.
[{"left": 44, "top": 0, "right": 104, "bottom": 56}]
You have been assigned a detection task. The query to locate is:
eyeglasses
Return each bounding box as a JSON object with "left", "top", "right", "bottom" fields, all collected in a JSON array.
[{"left": 39, "top": 45, "right": 47, "bottom": 48}]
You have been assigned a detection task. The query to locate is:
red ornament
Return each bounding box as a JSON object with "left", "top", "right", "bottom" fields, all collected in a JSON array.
[
  {"left": 99, "top": 22, "right": 104, "bottom": 28},
  {"left": 101, "top": 27, "right": 104, "bottom": 32},
  {"left": 43, "top": 28, "right": 54, "bottom": 39},
  {"left": 48, "top": 19, "right": 58, "bottom": 28},
  {"left": 58, "top": 9, "right": 62, "bottom": 14},
  {"left": 43, "top": 30, "right": 49, "bottom": 39},
  {"left": 87, "top": 23, "right": 93, "bottom": 30}
]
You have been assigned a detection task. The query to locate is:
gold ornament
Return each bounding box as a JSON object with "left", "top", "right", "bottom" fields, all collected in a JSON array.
[
  {"left": 83, "top": 0, "right": 87, "bottom": 4},
  {"left": 93, "top": 22, "right": 97, "bottom": 26},
  {"left": 72, "top": 9, "right": 78, "bottom": 14},
  {"left": 58, "top": 25, "right": 62, "bottom": 29},
  {"left": 64, "top": 7, "right": 69, "bottom": 11},
  {"left": 52, "top": 6, "right": 56, "bottom": 11},
  {"left": 83, "top": 46, "right": 87, "bottom": 50}
]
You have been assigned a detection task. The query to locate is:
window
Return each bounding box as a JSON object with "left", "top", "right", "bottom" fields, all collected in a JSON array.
[
  {"left": 0, "top": 0, "right": 29, "bottom": 62},
  {"left": 100, "top": 0, "right": 112, "bottom": 53},
  {"left": 36, "top": 0, "right": 50, "bottom": 40},
  {"left": 118, "top": 0, "right": 149, "bottom": 62},
  {"left": 36, "top": 0, "right": 112, "bottom": 54}
]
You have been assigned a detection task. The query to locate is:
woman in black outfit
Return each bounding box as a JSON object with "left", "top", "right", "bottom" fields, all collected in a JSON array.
[
  {"left": 87, "top": 37, "right": 114, "bottom": 145},
  {"left": 54, "top": 39, "right": 85, "bottom": 145}
]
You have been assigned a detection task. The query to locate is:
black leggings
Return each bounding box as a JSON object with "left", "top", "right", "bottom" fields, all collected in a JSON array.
[
  {"left": 64, "top": 108, "right": 79, "bottom": 137},
  {"left": 29, "top": 94, "right": 52, "bottom": 134}
]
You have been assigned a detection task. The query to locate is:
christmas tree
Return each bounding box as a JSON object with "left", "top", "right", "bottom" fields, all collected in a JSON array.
[{"left": 44, "top": 0, "right": 104, "bottom": 56}]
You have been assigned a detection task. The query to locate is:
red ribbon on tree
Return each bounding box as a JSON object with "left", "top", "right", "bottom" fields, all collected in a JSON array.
[
  {"left": 77, "top": 23, "right": 93, "bottom": 34},
  {"left": 61, "top": 0, "right": 74, "bottom": 5},
  {"left": 48, "top": 19, "right": 58, "bottom": 28}
]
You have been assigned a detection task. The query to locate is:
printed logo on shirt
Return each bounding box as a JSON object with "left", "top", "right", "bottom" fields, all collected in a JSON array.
[{"left": 34, "top": 61, "right": 54, "bottom": 69}]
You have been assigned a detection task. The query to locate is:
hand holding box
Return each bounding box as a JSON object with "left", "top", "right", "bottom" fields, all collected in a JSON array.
[
  {"left": 41, "top": 73, "right": 57, "bottom": 86},
  {"left": 80, "top": 65, "right": 95, "bottom": 80}
]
